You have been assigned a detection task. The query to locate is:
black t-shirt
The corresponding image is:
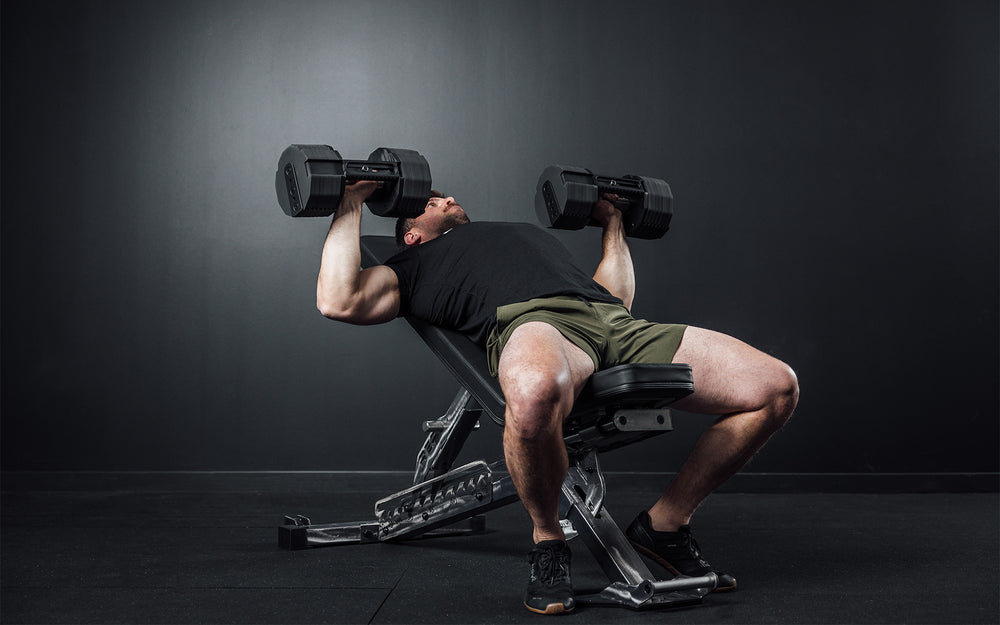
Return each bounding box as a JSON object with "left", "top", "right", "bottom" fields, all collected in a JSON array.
[{"left": 384, "top": 222, "right": 622, "bottom": 346}]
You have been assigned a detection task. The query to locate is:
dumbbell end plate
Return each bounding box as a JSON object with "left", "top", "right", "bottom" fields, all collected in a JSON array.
[
  {"left": 275, "top": 145, "right": 344, "bottom": 218},
  {"left": 535, "top": 165, "right": 595, "bottom": 231}
]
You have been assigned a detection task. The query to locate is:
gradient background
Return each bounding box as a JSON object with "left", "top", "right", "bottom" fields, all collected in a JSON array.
[{"left": 2, "top": 0, "right": 997, "bottom": 478}]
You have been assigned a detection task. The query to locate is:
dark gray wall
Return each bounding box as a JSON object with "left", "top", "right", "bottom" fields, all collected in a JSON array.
[{"left": 3, "top": 0, "right": 997, "bottom": 473}]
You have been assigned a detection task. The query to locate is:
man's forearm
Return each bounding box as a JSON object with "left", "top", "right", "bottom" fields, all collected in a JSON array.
[
  {"left": 316, "top": 200, "right": 365, "bottom": 317},
  {"left": 593, "top": 215, "right": 635, "bottom": 309}
]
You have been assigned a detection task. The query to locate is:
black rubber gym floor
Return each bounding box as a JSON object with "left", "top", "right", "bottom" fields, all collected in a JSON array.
[{"left": 2, "top": 472, "right": 997, "bottom": 624}]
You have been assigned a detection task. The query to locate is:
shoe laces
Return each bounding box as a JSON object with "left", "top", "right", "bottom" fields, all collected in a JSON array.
[
  {"left": 530, "top": 544, "right": 570, "bottom": 585},
  {"left": 678, "top": 527, "right": 711, "bottom": 568},
  {"left": 683, "top": 531, "right": 702, "bottom": 558}
]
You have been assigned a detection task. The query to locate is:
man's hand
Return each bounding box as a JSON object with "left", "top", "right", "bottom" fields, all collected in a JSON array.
[
  {"left": 591, "top": 193, "right": 623, "bottom": 227},
  {"left": 340, "top": 180, "right": 380, "bottom": 211}
]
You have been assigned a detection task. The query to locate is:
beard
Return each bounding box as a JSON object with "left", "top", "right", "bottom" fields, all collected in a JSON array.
[{"left": 440, "top": 209, "right": 471, "bottom": 231}]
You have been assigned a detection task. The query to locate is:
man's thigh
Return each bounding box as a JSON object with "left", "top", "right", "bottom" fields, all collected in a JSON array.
[
  {"left": 497, "top": 321, "right": 596, "bottom": 405},
  {"left": 670, "top": 326, "right": 793, "bottom": 415}
]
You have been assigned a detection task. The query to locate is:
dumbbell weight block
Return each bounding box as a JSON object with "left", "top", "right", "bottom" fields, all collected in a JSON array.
[
  {"left": 617, "top": 175, "right": 673, "bottom": 240},
  {"left": 593, "top": 173, "right": 673, "bottom": 240},
  {"left": 276, "top": 145, "right": 343, "bottom": 217},
  {"left": 535, "top": 165, "right": 599, "bottom": 231},
  {"left": 364, "top": 147, "right": 433, "bottom": 218},
  {"left": 275, "top": 145, "right": 432, "bottom": 218}
]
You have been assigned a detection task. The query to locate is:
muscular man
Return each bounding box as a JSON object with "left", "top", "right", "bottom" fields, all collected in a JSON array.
[{"left": 317, "top": 181, "right": 799, "bottom": 615}]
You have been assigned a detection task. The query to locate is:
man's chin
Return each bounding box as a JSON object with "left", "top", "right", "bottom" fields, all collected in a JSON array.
[{"left": 446, "top": 210, "right": 471, "bottom": 227}]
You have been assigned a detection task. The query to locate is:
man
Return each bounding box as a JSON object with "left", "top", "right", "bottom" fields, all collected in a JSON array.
[{"left": 317, "top": 181, "right": 799, "bottom": 615}]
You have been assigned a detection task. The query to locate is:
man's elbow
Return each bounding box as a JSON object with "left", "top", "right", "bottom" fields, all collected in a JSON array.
[
  {"left": 620, "top": 292, "right": 634, "bottom": 311},
  {"left": 597, "top": 280, "right": 634, "bottom": 311},
  {"left": 613, "top": 288, "right": 634, "bottom": 311},
  {"left": 316, "top": 295, "right": 355, "bottom": 321}
]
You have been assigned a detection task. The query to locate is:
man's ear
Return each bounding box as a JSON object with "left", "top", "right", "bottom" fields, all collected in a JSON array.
[{"left": 404, "top": 230, "right": 421, "bottom": 246}]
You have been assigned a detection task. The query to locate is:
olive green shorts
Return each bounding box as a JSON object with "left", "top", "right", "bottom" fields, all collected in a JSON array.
[{"left": 485, "top": 296, "right": 687, "bottom": 377}]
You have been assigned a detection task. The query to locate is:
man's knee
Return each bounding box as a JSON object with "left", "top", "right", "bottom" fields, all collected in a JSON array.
[
  {"left": 503, "top": 369, "right": 574, "bottom": 442},
  {"left": 763, "top": 360, "right": 799, "bottom": 427}
]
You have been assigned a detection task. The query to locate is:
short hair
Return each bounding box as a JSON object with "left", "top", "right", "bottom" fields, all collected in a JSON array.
[{"left": 394, "top": 190, "right": 444, "bottom": 248}]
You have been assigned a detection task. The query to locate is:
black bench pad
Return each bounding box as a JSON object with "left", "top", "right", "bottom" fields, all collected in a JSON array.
[{"left": 584, "top": 363, "right": 693, "bottom": 404}]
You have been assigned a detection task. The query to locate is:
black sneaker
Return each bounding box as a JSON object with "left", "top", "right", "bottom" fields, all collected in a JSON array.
[
  {"left": 625, "top": 511, "right": 737, "bottom": 592},
  {"left": 524, "top": 539, "right": 575, "bottom": 614}
]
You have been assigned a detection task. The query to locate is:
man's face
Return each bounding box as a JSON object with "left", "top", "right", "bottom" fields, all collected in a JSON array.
[{"left": 411, "top": 195, "right": 470, "bottom": 242}]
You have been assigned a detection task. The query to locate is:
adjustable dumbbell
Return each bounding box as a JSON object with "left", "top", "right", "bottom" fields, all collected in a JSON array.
[
  {"left": 275, "top": 145, "right": 433, "bottom": 218},
  {"left": 535, "top": 165, "right": 673, "bottom": 239}
]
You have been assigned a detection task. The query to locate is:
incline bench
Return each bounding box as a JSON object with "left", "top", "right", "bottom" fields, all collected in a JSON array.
[{"left": 278, "top": 235, "right": 718, "bottom": 609}]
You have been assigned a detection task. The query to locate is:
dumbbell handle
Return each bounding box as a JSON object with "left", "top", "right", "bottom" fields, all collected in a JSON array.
[
  {"left": 595, "top": 175, "right": 645, "bottom": 210},
  {"left": 596, "top": 175, "right": 644, "bottom": 197},
  {"left": 341, "top": 160, "right": 401, "bottom": 184}
]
